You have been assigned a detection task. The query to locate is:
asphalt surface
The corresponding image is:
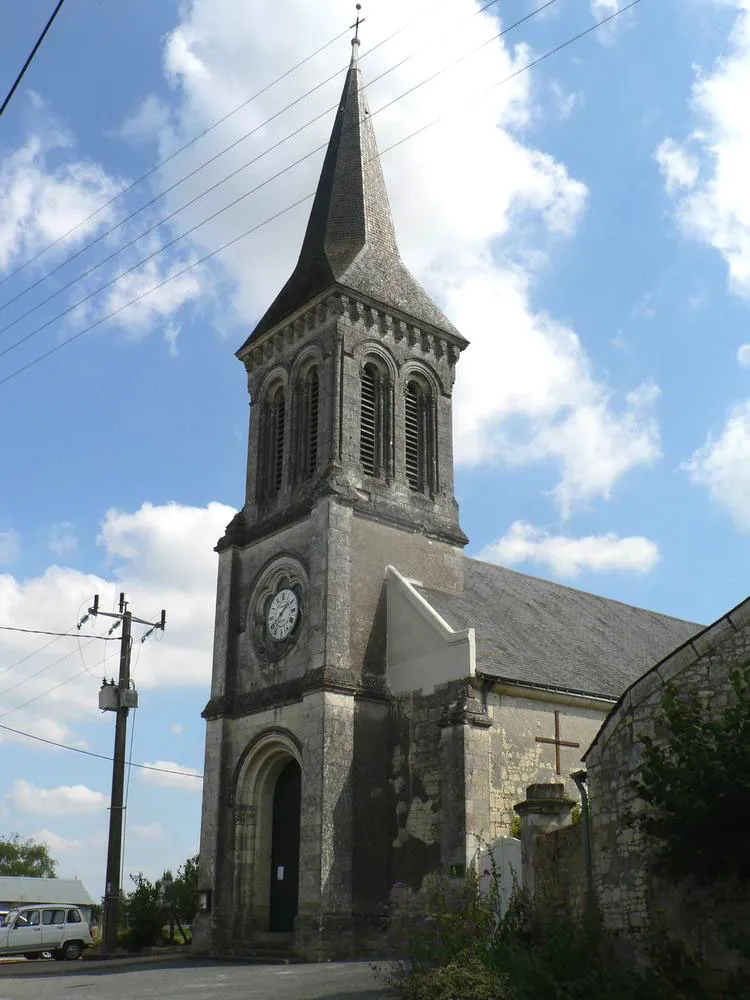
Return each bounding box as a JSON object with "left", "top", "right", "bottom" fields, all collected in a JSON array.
[{"left": 0, "top": 957, "right": 392, "bottom": 999}]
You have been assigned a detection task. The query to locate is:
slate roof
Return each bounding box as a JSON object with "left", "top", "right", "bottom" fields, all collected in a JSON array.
[
  {"left": 0, "top": 876, "right": 95, "bottom": 908},
  {"left": 416, "top": 557, "right": 701, "bottom": 700},
  {"left": 238, "top": 40, "right": 464, "bottom": 350}
]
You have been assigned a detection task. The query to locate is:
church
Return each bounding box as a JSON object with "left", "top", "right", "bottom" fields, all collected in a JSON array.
[{"left": 193, "top": 33, "right": 699, "bottom": 959}]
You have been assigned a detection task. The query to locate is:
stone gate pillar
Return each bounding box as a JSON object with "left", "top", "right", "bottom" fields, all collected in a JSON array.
[{"left": 514, "top": 783, "right": 576, "bottom": 900}]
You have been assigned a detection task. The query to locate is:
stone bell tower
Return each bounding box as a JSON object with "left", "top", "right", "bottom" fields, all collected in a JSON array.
[{"left": 195, "top": 26, "right": 468, "bottom": 959}]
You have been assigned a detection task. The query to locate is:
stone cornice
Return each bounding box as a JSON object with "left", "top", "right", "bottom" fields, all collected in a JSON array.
[
  {"left": 237, "top": 288, "right": 467, "bottom": 378},
  {"left": 202, "top": 669, "right": 390, "bottom": 721}
]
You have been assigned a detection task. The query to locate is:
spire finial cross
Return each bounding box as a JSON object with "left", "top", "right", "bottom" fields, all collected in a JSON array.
[{"left": 351, "top": 4, "right": 364, "bottom": 46}]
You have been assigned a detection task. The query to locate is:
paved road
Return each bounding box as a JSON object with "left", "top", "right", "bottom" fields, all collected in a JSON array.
[{"left": 0, "top": 958, "right": 392, "bottom": 1000}]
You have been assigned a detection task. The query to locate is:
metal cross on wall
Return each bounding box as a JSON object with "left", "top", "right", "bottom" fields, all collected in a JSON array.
[{"left": 535, "top": 710, "right": 581, "bottom": 775}]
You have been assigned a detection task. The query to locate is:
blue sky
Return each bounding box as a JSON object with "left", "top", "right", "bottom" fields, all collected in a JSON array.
[{"left": 1, "top": 0, "right": 749, "bottom": 897}]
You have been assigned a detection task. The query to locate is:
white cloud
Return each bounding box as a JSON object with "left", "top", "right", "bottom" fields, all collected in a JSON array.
[
  {"left": 131, "top": 822, "right": 164, "bottom": 841},
  {"left": 0, "top": 530, "right": 20, "bottom": 563},
  {"left": 141, "top": 761, "right": 202, "bottom": 791},
  {"left": 655, "top": 138, "right": 700, "bottom": 194},
  {"left": 478, "top": 520, "right": 660, "bottom": 577},
  {"left": 170, "top": 723, "right": 185, "bottom": 736},
  {"left": 8, "top": 779, "right": 107, "bottom": 816},
  {"left": 0, "top": 129, "right": 123, "bottom": 274},
  {"left": 102, "top": 238, "right": 203, "bottom": 335},
  {"left": 48, "top": 522, "right": 78, "bottom": 557},
  {"left": 120, "top": 0, "right": 656, "bottom": 515},
  {"left": 550, "top": 80, "right": 583, "bottom": 120},
  {"left": 738, "top": 343, "right": 750, "bottom": 366},
  {"left": 0, "top": 501, "right": 234, "bottom": 740},
  {"left": 30, "top": 828, "right": 83, "bottom": 854},
  {"left": 685, "top": 399, "right": 750, "bottom": 530},
  {"left": 117, "top": 96, "right": 171, "bottom": 144},
  {"left": 659, "top": 4, "right": 750, "bottom": 296}
]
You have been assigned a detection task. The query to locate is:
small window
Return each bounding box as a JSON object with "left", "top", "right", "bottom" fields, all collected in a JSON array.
[
  {"left": 29, "top": 910, "right": 41, "bottom": 926},
  {"left": 66, "top": 909, "right": 82, "bottom": 924},
  {"left": 43, "top": 909, "right": 65, "bottom": 925}
]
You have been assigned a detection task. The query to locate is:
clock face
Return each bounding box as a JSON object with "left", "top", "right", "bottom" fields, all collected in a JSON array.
[{"left": 266, "top": 588, "right": 299, "bottom": 642}]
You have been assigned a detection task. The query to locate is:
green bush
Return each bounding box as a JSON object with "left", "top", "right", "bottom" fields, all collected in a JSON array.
[
  {"left": 398, "top": 955, "right": 515, "bottom": 1000},
  {"left": 383, "top": 846, "right": 744, "bottom": 1000},
  {"left": 121, "top": 873, "right": 166, "bottom": 950},
  {"left": 632, "top": 660, "right": 750, "bottom": 883}
]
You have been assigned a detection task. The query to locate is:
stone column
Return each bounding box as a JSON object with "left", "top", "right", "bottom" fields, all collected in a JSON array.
[
  {"left": 296, "top": 690, "right": 356, "bottom": 959},
  {"left": 439, "top": 683, "right": 492, "bottom": 881},
  {"left": 514, "top": 783, "right": 576, "bottom": 901}
]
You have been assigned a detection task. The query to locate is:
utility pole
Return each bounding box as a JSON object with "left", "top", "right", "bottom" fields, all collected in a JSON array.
[{"left": 83, "top": 593, "right": 166, "bottom": 957}]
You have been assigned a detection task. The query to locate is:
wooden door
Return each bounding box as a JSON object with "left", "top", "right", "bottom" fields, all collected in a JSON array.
[{"left": 269, "top": 759, "right": 301, "bottom": 932}]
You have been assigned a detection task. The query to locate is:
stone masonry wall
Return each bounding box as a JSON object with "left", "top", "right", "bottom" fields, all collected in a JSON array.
[
  {"left": 583, "top": 599, "right": 750, "bottom": 971},
  {"left": 487, "top": 691, "right": 608, "bottom": 838},
  {"left": 533, "top": 823, "right": 586, "bottom": 920}
]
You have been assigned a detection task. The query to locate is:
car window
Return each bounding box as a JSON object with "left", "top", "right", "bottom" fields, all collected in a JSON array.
[
  {"left": 13, "top": 911, "right": 31, "bottom": 928},
  {"left": 43, "top": 909, "right": 65, "bottom": 925},
  {"left": 66, "top": 909, "right": 82, "bottom": 924},
  {"left": 29, "top": 910, "right": 41, "bottom": 926}
]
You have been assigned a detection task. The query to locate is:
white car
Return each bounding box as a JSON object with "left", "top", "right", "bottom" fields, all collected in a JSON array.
[{"left": 0, "top": 905, "right": 93, "bottom": 961}]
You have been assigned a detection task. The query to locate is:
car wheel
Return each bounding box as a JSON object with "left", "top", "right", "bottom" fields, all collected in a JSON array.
[{"left": 62, "top": 941, "right": 83, "bottom": 961}]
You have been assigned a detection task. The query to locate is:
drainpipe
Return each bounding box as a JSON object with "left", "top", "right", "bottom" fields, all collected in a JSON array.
[{"left": 570, "top": 769, "right": 594, "bottom": 910}]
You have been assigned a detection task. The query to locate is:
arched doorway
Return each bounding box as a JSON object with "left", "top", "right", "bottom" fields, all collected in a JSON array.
[
  {"left": 269, "top": 759, "right": 301, "bottom": 932},
  {"left": 232, "top": 733, "right": 302, "bottom": 938}
]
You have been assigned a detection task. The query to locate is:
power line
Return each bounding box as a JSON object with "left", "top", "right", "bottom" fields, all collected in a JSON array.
[
  {"left": 0, "top": 0, "right": 461, "bottom": 298},
  {"left": 0, "top": 664, "right": 93, "bottom": 719},
  {"left": 0, "top": 0, "right": 509, "bottom": 329},
  {"left": 0, "top": 720, "right": 203, "bottom": 779},
  {"left": 0, "top": 635, "right": 103, "bottom": 700},
  {"left": 0, "top": 624, "right": 116, "bottom": 639},
  {"left": 0, "top": 0, "right": 640, "bottom": 389},
  {"left": 0, "top": 21, "right": 350, "bottom": 289},
  {"left": 0, "top": 0, "right": 67, "bottom": 119},
  {"left": 0, "top": 0, "right": 555, "bottom": 365}
]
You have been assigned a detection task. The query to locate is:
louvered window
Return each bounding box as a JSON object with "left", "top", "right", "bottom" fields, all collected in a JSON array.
[
  {"left": 405, "top": 383, "right": 423, "bottom": 491},
  {"left": 305, "top": 368, "right": 319, "bottom": 477},
  {"left": 256, "top": 384, "right": 286, "bottom": 503},
  {"left": 360, "top": 364, "right": 377, "bottom": 477},
  {"left": 273, "top": 391, "right": 285, "bottom": 493}
]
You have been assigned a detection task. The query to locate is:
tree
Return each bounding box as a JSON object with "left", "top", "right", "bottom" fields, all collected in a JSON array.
[
  {"left": 172, "top": 854, "right": 199, "bottom": 925},
  {"left": 631, "top": 660, "right": 750, "bottom": 883},
  {"left": 121, "top": 872, "right": 165, "bottom": 950},
  {"left": 0, "top": 833, "right": 57, "bottom": 877}
]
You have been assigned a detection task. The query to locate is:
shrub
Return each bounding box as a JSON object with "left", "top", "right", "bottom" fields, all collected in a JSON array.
[
  {"left": 398, "top": 955, "right": 516, "bottom": 1000},
  {"left": 632, "top": 660, "right": 750, "bottom": 883}
]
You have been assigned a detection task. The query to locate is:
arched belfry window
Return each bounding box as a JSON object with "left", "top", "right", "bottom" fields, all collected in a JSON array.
[
  {"left": 404, "top": 377, "right": 437, "bottom": 494},
  {"left": 293, "top": 365, "right": 319, "bottom": 482},
  {"left": 257, "top": 382, "right": 286, "bottom": 503},
  {"left": 360, "top": 359, "right": 393, "bottom": 480}
]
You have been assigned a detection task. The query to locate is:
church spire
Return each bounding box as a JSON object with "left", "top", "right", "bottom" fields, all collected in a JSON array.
[{"left": 240, "top": 18, "right": 461, "bottom": 349}]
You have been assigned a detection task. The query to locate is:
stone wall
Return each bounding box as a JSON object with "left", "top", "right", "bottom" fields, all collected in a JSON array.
[
  {"left": 487, "top": 689, "right": 609, "bottom": 838},
  {"left": 586, "top": 599, "right": 750, "bottom": 958},
  {"left": 522, "top": 598, "right": 750, "bottom": 977},
  {"left": 533, "top": 823, "right": 586, "bottom": 919}
]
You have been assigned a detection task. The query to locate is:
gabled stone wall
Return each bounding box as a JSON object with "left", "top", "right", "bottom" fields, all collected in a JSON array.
[{"left": 520, "top": 598, "right": 750, "bottom": 978}]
